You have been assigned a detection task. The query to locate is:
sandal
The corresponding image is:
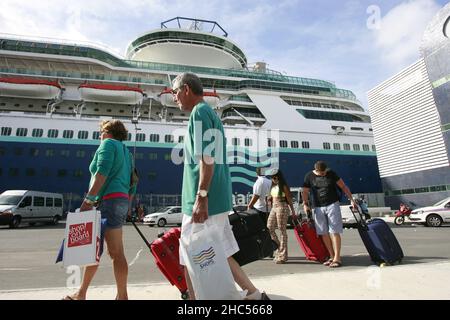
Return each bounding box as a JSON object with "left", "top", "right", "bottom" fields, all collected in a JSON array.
[
  {"left": 323, "top": 259, "right": 333, "bottom": 266},
  {"left": 329, "top": 261, "right": 342, "bottom": 268}
]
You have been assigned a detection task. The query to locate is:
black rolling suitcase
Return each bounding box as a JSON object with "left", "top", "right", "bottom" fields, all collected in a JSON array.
[
  {"left": 228, "top": 208, "right": 275, "bottom": 266},
  {"left": 351, "top": 206, "right": 404, "bottom": 266}
]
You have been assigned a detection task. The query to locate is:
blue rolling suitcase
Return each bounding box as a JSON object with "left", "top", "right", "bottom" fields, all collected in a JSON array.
[{"left": 351, "top": 206, "right": 404, "bottom": 266}]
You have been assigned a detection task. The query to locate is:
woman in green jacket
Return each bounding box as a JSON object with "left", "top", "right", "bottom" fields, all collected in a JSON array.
[{"left": 64, "top": 119, "right": 136, "bottom": 300}]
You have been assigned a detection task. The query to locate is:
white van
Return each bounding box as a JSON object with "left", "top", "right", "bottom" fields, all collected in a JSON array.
[{"left": 0, "top": 190, "right": 64, "bottom": 228}]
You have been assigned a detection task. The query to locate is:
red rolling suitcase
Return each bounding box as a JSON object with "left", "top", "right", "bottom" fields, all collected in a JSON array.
[
  {"left": 132, "top": 221, "right": 189, "bottom": 300},
  {"left": 291, "top": 215, "right": 330, "bottom": 263}
]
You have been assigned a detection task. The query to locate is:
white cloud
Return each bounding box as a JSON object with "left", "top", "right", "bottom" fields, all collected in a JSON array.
[{"left": 373, "top": 0, "right": 441, "bottom": 67}]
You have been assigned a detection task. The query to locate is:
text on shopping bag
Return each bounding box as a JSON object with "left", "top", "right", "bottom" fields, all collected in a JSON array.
[{"left": 68, "top": 222, "right": 94, "bottom": 247}]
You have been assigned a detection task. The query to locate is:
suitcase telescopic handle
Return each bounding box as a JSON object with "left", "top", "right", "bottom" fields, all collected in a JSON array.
[
  {"left": 350, "top": 205, "right": 368, "bottom": 229},
  {"left": 131, "top": 220, "right": 153, "bottom": 251}
]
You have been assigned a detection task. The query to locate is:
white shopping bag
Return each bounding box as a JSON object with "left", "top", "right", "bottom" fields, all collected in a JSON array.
[
  {"left": 62, "top": 209, "right": 102, "bottom": 268},
  {"left": 179, "top": 222, "right": 242, "bottom": 300}
]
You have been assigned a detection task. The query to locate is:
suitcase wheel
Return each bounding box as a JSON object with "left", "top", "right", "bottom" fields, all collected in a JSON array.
[{"left": 181, "top": 291, "right": 189, "bottom": 300}]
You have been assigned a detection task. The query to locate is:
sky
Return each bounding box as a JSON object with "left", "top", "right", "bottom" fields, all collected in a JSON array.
[{"left": 0, "top": 0, "right": 448, "bottom": 108}]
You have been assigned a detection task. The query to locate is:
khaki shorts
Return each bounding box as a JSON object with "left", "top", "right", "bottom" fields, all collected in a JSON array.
[{"left": 179, "top": 212, "right": 239, "bottom": 266}]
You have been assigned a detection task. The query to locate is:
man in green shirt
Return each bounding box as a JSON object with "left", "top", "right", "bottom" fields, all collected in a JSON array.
[{"left": 173, "top": 72, "right": 268, "bottom": 300}]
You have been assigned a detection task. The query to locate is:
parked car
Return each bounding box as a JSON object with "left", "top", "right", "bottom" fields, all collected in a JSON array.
[
  {"left": 143, "top": 206, "right": 182, "bottom": 227},
  {"left": 0, "top": 190, "right": 63, "bottom": 228},
  {"left": 409, "top": 196, "right": 450, "bottom": 227}
]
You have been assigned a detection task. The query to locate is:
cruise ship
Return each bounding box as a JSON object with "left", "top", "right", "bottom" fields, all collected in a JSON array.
[{"left": 0, "top": 17, "right": 382, "bottom": 210}]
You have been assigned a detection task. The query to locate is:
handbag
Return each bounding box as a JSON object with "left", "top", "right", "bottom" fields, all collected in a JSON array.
[
  {"left": 179, "top": 222, "right": 242, "bottom": 300},
  {"left": 61, "top": 209, "right": 102, "bottom": 267}
]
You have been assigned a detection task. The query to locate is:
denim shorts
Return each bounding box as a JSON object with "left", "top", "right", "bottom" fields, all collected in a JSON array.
[
  {"left": 313, "top": 201, "right": 343, "bottom": 235},
  {"left": 98, "top": 197, "right": 129, "bottom": 229}
]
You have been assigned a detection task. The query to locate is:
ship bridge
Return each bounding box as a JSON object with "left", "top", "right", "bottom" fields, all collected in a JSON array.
[{"left": 126, "top": 17, "right": 247, "bottom": 69}]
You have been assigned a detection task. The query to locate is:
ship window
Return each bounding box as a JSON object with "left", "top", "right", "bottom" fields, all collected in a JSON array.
[
  {"left": 14, "top": 104, "right": 20, "bottom": 107},
  {"left": 280, "top": 140, "right": 288, "bottom": 148},
  {"left": 107, "top": 109, "right": 112, "bottom": 112},
  {"left": 45, "top": 149, "right": 55, "bottom": 157},
  {"left": 63, "top": 130, "right": 74, "bottom": 139},
  {"left": 135, "top": 153, "right": 144, "bottom": 160},
  {"left": 9, "top": 168, "right": 19, "bottom": 177},
  {"left": 48, "top": 129, "right": 59, "bottom": 138},
  {"left": 92, "top": 132, "right": 101, "bottom": 140},
  {"left": 148, "top": 153, "right": 158, "bottom": 160},
  {"left": 32, "top": 129, "right": 43, "bottom": 137},
  {"left": 57, "top": 169, "right": 67, "bottom": 177},
  {"left": 363, "top": 144, "right": 370, "bottom": 151},
  {"left": 76, "top": 150, "right": 86, "bottom": 158},
  {"left": 127, "top": 133, "right": 132, "bottom": 141},
  {"left": 0, "top": 147, "right": 5, "bottom": 156},
  {"left": 343, "top": 143, "right": 351, "bottom": 151},
  {"left": 291, "top": 141, "right": 299, "bottom": 149},
  {"left": 372, "top": 145, "right": 376, "bottom": 152},
  {"left": 351, "top": 127, "right": 364, "bottom": 131},
  {"left": 16, "top": 128, "right": 28, "bottom": 137},
  {"left": 150, "top": 134, "right": 160, "bottom": 142},
  {"left": 353, "top": 144, "right": 360, "bottom": 151},
  {"left": 55, "top": 198, "right": 62, "bottom": 207},
  {"left": 333, "top": 143, "right": 341, "bottom": 150},
  {"left": 26, "top": 168, "right": 35, "bottom": 177},
  {"left": 73, "top": 170, "right": 83, "bottom": 178},
  {"left": 119, "top": 110, "right": 124, "bottom": 113},
  {"left": 1, "top": 127, "right": 12, "bottom": 136},
  {"left": 46, "top": 198, "right": 54, "bottom": 207},
  {"left": 60, "top": 150, "right": 70, "bottom": 157},
  {"left": 136, "top": 133, "right": 146, "bottom": 142},
  {"left": 0, "top": 168, "right": 2, "bottom": 176},
  {"left": 268, "top": 138, "right": 276, "bottom": 148},
  {"left": 232, "top": 138, "right": 240, "bottom": 146},
  {"left": 178, "top": 136, "right": 184, "bottom": 143},
  {"left": 302, "top": 141, "right": 310, "bottom": 149},
  {"left": 41, "top": 168, "right": 51, "bottom": 177},
  {"left": 323, "top": 142, "right": 331, "bottom": 150},
  {"left": 78, "top": 131, "right": 88, "bottom": 140},
  {"left": 245, "top": 138, "right": 253, "bottom": 147},
  {"left": 165, "top": 135, "right": 174, "bottom": 143},
  {"left": 33, "top": 197, "right": 45, "bottom": 207},
  {"left": 164, "top": 154, "right": 171, "bottom": 161}
]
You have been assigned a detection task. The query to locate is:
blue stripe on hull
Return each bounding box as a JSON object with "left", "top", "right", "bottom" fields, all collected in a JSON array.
[{"left": 0, "top": 141, "right": 382, "bottom": 207}]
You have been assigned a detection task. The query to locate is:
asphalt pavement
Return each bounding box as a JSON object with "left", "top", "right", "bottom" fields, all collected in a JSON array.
[{"left": 0, "top": 217, "right": 449, "bottom": 300}]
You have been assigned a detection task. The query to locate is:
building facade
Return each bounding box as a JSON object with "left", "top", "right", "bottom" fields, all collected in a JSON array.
[{"left": 368, "top": 4, "right": 450, "bottom": 208}]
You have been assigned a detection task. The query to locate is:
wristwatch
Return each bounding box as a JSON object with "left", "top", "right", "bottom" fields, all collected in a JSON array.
[{"left": 197, "top": 189, "right": 208, "bottom": 198}]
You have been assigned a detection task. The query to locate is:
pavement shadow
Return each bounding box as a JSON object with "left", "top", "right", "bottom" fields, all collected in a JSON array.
[
  {"left": 0, "top": 222, "right": 66, "bottom": 230},
  {"left": 341, "top": 254, "right": 448, "bottom": 267}
]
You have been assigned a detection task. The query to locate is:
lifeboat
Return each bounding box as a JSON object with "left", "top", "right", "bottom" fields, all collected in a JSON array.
[
  {"left": 0, "top": 77, "right": 61, "bottom": 99},
  {"left": 158, "top": 88, "right": 220, "bottom": 108},
  {"left": 78, "top": 83, "right": 144, "bottom": 105}
]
